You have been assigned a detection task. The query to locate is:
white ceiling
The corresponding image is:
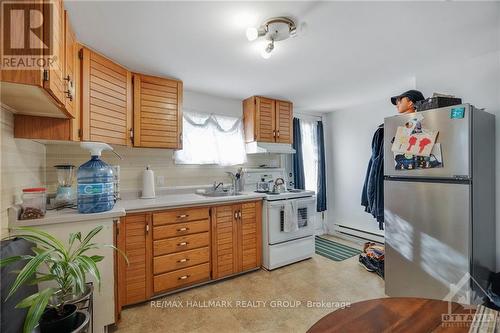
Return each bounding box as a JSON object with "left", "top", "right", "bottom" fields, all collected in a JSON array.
[{"left": 65, "top": 1, "right": 499, "bottom": 113}]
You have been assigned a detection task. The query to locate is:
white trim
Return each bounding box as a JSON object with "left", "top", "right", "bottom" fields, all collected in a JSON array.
[{"left": 294, "top": 112, "right": 324, "bottom": 122}]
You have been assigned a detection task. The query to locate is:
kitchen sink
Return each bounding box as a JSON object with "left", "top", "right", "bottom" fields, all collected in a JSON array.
[{"left": 198, "top": 191, "right": 243, "bottom": 197}]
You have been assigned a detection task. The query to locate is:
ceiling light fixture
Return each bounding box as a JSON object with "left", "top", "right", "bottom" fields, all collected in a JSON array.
[
  {"left": 246, "top": 16, "right": 297, "bottom": 59},
  {"left": 260, "top": 40, "right": 274, "bottom": 59}
]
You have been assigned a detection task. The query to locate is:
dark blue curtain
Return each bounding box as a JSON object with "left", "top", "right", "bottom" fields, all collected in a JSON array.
[
  {"left": 316, "top": 121, "right": 327, "bottom": 212},
  {"left": 292, "top": 118, "right": 305, "bottom": 190}
]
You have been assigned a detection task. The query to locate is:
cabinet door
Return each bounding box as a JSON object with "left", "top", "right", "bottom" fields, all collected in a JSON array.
[
  {"left": 239, "top": 201, "right": 262, "bottom": 271},
  {"left": 63, "top": 10, "right": 77, "bottom": 119},
  {"left": 43, "top": 0, "right": 65, "bottom": 107},
  {"left": 255, "top": 97, "right": 276, "bottom": 143},
  {"left": 275, "top": 100, "right": 293, "bottom": 144},
  {"left": 211, "top": 205, "right": 239, "bottom": 279},
  {"left": 133, "top": 74, "right": 183, "bottom": 148},
  {"left": 81, "top": 47, "right": 132, "bottom": 146},
  {"left": 117, "top": 213, "right": 152, "bottom": 307}
]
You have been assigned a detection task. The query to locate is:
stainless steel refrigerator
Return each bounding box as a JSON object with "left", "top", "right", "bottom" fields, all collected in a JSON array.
[{"left": 384, "top": 104, "right": 496, "bottom": 303}]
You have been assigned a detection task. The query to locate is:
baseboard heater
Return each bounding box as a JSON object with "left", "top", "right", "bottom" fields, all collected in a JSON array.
[{"left": 334, "top": 224, "right": 385, "bottom": 244}]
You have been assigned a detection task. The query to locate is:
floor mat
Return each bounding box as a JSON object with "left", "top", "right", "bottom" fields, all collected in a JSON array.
[{"left": 315, "top": 236, "right": 362, "bottom": 261}]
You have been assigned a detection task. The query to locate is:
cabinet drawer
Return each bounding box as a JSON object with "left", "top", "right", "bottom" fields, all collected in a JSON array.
[
  {"left": 154, "top": 232, "right": 209, "bottom": 256},
  {"left": 153, "top": 246, "right": 209, "bottom": 275},
  {"left": 154, "top": 263, "right": 210, "bottom": 293},
  {"left": 153, "top": 207, "right": 209, "bottom": 226},
  {"left": 153, "top": 219, "right": 209, "bottom": 240}
]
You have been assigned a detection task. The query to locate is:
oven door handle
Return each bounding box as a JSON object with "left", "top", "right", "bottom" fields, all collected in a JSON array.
[{"left": 267, "top": 197, "right": 316, "bottom": 207}]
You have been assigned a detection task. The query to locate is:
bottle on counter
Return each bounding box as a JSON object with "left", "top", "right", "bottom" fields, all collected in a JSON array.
[{"left": 77, "top": 142, "right": 115, "bottom": 213}]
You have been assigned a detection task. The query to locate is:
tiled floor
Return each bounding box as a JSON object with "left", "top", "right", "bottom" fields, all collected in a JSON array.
[{"left": 113, "top": 236, "right": 385, "bottom": 333}]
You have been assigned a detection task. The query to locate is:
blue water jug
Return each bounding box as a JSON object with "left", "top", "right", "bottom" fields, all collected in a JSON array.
[{"left": 77, "top": 143, "right": 115, "bottom": 213}]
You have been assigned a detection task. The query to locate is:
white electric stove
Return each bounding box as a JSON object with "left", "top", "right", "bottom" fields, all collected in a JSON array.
[{"left": 243, "top": 168, "right": 316, "bottom": 270}]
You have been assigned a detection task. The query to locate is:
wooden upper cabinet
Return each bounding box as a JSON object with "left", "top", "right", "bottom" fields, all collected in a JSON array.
[
  {"left": 81, "top": 47, "right": 132, "bottom": 146},
  {"left": 133, "top": 74, "right": 183, "bottom": 149},
  {"left": 255, "top": 97, "right": 276, "bottom": 143},
  {"left": 117, "top": 213, "right": 152, "bottom": 307},
  {"left": 0, "top": 0, "right": 72, "bottom": 118},
  {"left": 243, "top": 96, "right": 293, "bottom": 144},
  {"left": 211, "top": 201, "right": 262, "bottom": 279},
  {"left": 275, "top": 100, "right": 293, "bottom": 144},
  {"left": 43, "top": 0, "right": 65, "bottom": 109},
  {"left": 63, "top": 10, "right": 77, "bottom": 118}
]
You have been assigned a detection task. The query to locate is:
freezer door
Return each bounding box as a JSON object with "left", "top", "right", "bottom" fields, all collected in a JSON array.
[
  {"left": 384, "top": 104, "right": 470, "bottom": 178},
  {"left": 384, "top": 180, "right": 470, "bottom": 301}
]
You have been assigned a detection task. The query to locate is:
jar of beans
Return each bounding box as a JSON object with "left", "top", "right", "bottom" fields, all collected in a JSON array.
[{"left": 20, "top": 188, "right": 47, "bottom": 220}]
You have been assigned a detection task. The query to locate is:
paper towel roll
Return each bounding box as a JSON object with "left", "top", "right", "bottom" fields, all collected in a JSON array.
[{"left": 141, "top": 165, "right": 156, "bottom": 199}]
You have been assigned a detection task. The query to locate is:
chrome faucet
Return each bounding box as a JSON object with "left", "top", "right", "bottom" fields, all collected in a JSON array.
[{"left": 213, "top": 182, "right": 224, "bottom": 191}]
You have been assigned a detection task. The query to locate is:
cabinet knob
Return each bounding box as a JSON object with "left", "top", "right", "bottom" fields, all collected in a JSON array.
[
  {"left": 178, "top": 275, "right": 190, "bottom": 280},
  {"left": 177, "top": 242, "right": 188, "bottom": 247},
  {"left": 177, "top": 258, "right": 189, "bottom": 263},
  {"left": 177, "top": 227, "right": 189, "bottom": 232},
  {"left": 177, "top": 214, "right": 189, "bottom": 219}
]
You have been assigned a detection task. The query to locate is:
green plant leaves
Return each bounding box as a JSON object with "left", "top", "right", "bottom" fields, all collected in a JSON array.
[
  {"left": 22, "top": 288, "right": 55, "bottom": 333},
  {"left": 6, "top": 249, "right": 54, "bottom": 300},
  {"left": 77, "top": 256, "right": 102, "bottom": 290},
  {"left": 0, "top": 255, "right": 32, "bottom": 267}
]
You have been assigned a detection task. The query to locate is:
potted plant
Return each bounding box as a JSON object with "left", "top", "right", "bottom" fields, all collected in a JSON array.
[{"left": 0, "top": 225, "right": 126, "bottom": 333}]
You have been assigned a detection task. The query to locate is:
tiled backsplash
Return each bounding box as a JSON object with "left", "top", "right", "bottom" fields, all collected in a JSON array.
[
  {"left": 1, "top": 108, "right": 46, "bottom": 235},
  {"left": 45, "top": 143, "right": 280, "bottom": 193}
]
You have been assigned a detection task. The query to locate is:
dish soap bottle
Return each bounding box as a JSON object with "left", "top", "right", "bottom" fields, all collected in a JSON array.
[{"left": 77, "top": 142, "right": 115, "bottom": 213}]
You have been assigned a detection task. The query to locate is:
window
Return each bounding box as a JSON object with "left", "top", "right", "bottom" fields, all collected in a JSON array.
[
  {"left": 174, "top": 111, "right": 247, "bottom": 166},
  {"left": 300, "top": 119, "right": 319, "bottom": 192}
]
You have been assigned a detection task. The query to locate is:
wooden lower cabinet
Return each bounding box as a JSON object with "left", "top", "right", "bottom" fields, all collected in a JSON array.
[
  {"left": 116, "top": 213, "right": 152, "bottom": 308},
  {"left": 116, "top": 200, "right": 262, "bottom": 312},
  {"left": 212, "top": 201, "right": 262, "bottom": 279}
]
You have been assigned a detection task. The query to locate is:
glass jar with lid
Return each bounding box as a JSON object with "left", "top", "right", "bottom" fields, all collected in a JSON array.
[{"left": 20, "top": 188, "right": 47, "bottom": 220}]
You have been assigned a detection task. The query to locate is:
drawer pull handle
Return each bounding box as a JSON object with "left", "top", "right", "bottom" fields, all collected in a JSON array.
[
  {"left": 177, "top": 227, "right": 189, "bottom": 232},
  {"left": 178, "top": 258, "right": 189, "bottom": 263},
  {"left": 177, "top": 214, "right": 189, "bottom": 219},
  {"left": 178, "top": 275, "right": 190, "bottom": 280},
  {"left": 178, "top": 242, "right": 189, "bottom": 246}
]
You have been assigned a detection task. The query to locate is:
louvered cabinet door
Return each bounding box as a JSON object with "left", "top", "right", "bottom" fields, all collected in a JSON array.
[
  {"left": 43, "top": 0, "right": 65, "bottom": 107},
  {"left": 239, "top": 201, "right": 262, "bottom": 271},
  {"left": 275, "top": 100, "right": 293, "bottom": 144},
  {"left": 255, "top": 97, "right": 276, "bottom": 143},
  {"left": 212, "top": 205, "right": 238, "bottom": 279},
  {"left": 133, "top": 74, "right": 183, "bottom": 148},
  {"left": 81, "top": 47, "right": 132, "bottom": 146},
  {"left": 117, "top": 213, "right": 152, "bottom": 307}
]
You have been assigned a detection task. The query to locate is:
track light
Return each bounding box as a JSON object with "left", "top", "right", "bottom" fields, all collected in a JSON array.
[
  {"left": 260, "top": 40, "right": 274, "bottom": 59},
  {"left": 246, "top": 16, "right": 297, "bottom": 59}
]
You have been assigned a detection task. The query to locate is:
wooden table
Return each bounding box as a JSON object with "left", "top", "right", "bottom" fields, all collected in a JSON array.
[{"left": 307, "top": 297, "right": 476, "bottom": 333}]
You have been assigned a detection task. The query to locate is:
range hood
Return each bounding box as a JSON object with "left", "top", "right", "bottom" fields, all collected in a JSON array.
[{"left": 245, "top": 142, "right": 296, "bottom": 154}]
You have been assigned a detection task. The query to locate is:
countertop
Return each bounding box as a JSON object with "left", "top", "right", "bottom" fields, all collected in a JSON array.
[{"left": 9, "top": 191, "right": 266, "bottom": 227}]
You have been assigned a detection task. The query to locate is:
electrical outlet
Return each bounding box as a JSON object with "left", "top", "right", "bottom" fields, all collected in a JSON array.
[{"left": 156, "top": 175, "right": 165, "bottom": 187}]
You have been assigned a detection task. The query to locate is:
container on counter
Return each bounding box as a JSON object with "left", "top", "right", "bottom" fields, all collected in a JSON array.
[
  {"left": 77, "top": 142, "right": 115, "bottom": 214},
  {"left": 20, "top": 188, "right": 47, "bottom": 220}
]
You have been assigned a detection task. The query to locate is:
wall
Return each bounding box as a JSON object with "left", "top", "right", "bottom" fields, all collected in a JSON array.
[
  {"left": 45, "top": 90, "right": 280, "bottom": 193},
  {"left": 0, "top": 107, "right": 46, "bottom": 235},
  {"left": 324, "top": 98, "right": 401, "bottom": 237}
]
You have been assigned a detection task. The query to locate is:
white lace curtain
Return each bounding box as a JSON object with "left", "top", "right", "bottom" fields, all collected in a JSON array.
[{"left": 174, "top": 111, "right": 247, "bottom": 166}]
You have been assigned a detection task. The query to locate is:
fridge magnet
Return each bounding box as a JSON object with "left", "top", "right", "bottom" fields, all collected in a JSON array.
[
  {"left": 391, "top": 127, "right": 439, "bottom": 157},
  {"left": 394, "top": 153, "right": 416, "bottom": 170},
  {"left": 415, "top": 143, "right": 443, "bottom": 169}
]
